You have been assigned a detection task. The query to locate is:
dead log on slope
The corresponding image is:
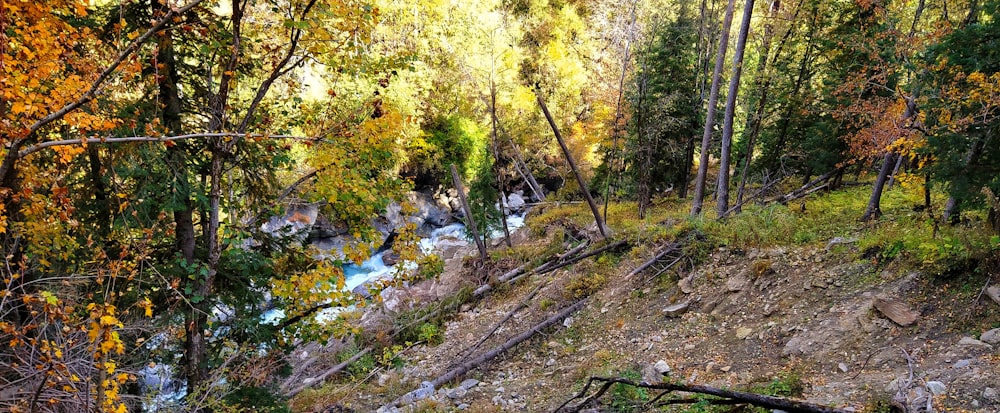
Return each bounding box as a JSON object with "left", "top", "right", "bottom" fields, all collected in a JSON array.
[
  {"left": 555, "top": 376, "right": 852, "bottom": 413},
  {"left": 624, "top": 242, "right": 681, "bottom": 279},
  {"left": 383, "top": 299, "right": 587, "bottom": 409},
  {"left": 540, "top": 240, "right": 629, "bottom": 275},
  {"left": 452, "top": 284, "right": 544, "bottom": 363}
]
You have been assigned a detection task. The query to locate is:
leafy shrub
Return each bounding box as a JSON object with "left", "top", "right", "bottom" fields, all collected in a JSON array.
[
  {"left": 565, "top": 272, "right": 607, "bottom": 299},
  {"left": 610, "top": 369, "right": 648, "bottom": 413}
]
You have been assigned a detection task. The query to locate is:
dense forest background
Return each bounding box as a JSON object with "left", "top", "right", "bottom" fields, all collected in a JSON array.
[{"left": 2, "top": 0, "right": 999, "bottom": 411}]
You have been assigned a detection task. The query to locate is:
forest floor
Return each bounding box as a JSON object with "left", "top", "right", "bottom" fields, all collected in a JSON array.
[{"left": 291, "top": 189, "right": 1000, "bottom": 413}]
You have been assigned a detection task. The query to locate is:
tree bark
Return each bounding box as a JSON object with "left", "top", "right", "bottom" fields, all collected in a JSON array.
[
  {"left": 535, "top": 91, "right": 610, "bottom": 239},
  {"left": 942, "top": 136, "right": 986, "bottom": 222},
  {"left": 716, "top": 0, "right": 756, "bottom": 218},
  {"left": 451, "top": 164, "right": 487, "bottom": 264},
  {"left": 692, "top": 0, "right": 737, "bottom": 216}
]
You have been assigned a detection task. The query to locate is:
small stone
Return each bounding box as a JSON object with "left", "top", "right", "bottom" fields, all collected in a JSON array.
[
  {"left": 495, "top": 387, "right": 504, "bottom": 393},
  {"left": 980, "top": 328, "right": 1000, "bottom": 345},
  {"left": 926, "top": 381, "right": 947, "bottom": 396},
  {"left": 458, "top": 379, "right": 479, "bottom": 391},
  {"left": 720, "top": 366, "right": 732, "bottom": 372},
  {"left": 664, "top": 301, "right": 690, "bottom": 317},
  {"left": 838, "top": 363, "right": 849, "bottom": 373},
  {"left": 983, "top": 387, "right": 999, "bottom": 402},
  {"left": 735, "top": 327, "right": 753, "bottom": 340},
  {"left": 447, "top": 388, "right": 467, "bottom": 399},
  {"left": 726, "top": 274, "right": 750, "bottom": 292},
  {"left": 953, "top": 359, "right": 971, "bottom": 369},
  {"left": 546, "top": 358, "right": 556, "bottom": 367},
  {"left": 563, "top": 317, "right": 574, "bottom": 328},
  {"left": 684, "top": 344, "right": 696, "bottom": 350},
  {"left": 457, "top": 404, "right": 469, "bottom": 410},
  {"left": 653, "top": 360, "right": 671, "bottom": 375},
  {"left": 651, "top": 335, "right": 663, "bottom": 342}
]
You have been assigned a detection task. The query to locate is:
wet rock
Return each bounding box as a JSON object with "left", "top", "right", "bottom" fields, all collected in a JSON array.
[
  {"left": 873, "top": 297, "right": 919, "bottom": 327},
  {"left": 980, "top": 328, "right": 1000, "bottom": 345},
  {"left": 503, "top": 192, "right": 526, "bottom": 213}
]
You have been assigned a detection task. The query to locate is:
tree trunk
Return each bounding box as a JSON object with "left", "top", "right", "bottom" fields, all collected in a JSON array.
[
  {"left": 604, "top": 0, "right": 638, "bottom": 217},
  {"left": 692, "top": 0, "right": 737, "bottom": 216},
  {"left": 942, "top": 136, "right": 986, "bottom": 222},
  {"left": 536, "top": 91, "right": 610, "bottom": 239},
  {"left": 716, "top": 0, "right": 756, "bottom": 218},
  {"left": 735, "top": 0, "right": 786, "bottom": 213},
  {"left": 861, "top": 152, "right": 897, "bottom": 221},
  {"left": 489, "top": 81, "right": 512, "bottom": 248},
  {"left": 451, "top": 164, "right": 487, "bottom": 264}
]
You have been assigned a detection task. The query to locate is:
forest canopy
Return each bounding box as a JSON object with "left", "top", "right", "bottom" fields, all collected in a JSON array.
[{"left": 2, "top": 0, "right": 999, "bottom": 411}]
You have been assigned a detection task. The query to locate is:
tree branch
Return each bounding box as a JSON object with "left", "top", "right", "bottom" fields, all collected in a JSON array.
[
  {"left": 555, "top": 377, "right": 852, "bottom": 413},
  {"left": 16, "top": 132, "right": 310, "bottom": 157}
]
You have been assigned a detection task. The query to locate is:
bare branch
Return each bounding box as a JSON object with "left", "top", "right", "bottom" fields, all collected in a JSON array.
[{"left": 17, "top": 132, "right": 310, "bottom": 157}]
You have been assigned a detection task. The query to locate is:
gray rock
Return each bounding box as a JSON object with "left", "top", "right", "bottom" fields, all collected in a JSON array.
[
  {"left": 663, "top": 301, "right": 690, "bottom": 317},
  {"left": 838, "top": 362, "right": 849, "bottom": 373},
  {"left": 447, "top": 387, "right": 467, "bottom": 399},
  {"left": 953, "top": 359, "right": 971, "bottom": 368},
  {"left": 983, "top": 387, "right": 998, "bottom": 402},
  {"left": 654, "top": 360, "right": 671, "bottom": 375},
  {"left": 926, "top": 381, "right": 946, "bottom": 396},
  {"left": 987, "top": 286, "right": 1000, "bottom": 305},
  {"left": 980, "top": 328, "right": 1000, "bottom": 345},
  {"left": 457, "top": 404, "right": 469, "bottom": 410},
  {"left": 504, "top": 192, "right": 526, "bottom": 213},
  {"left": 726, "top": 274, "right": 750, "bottom": 292},
  {"left": 957, "top": 336, "right": 993, "bottom": 348},
  {"left": 458, "top": 378, "right": 479, "bottom": 391}
]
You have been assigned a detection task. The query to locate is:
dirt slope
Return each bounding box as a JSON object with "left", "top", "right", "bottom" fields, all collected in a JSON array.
[{"left": 315, "top": 227, "right": 1000, "bottom": 413}]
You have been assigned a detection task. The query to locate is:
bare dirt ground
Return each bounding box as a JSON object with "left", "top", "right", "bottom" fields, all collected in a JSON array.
[{"left": 317, "top": 224, "right": 1000, "bottom": 413}]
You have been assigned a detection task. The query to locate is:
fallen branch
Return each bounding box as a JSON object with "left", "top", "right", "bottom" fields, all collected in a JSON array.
[
  {"left": 555, "top": 377, "right": 852, "bottom": 413},
  {"left": 384, "top": 299, "right": 587, "bottom": 409},
  {"left": 452, "top": 284, "right": 544, "bottom": 363},
  {"left": 624, "top": 243, "right": 680, "bottom": 279},
  {"left": 285, "top": 347, "right": 372, "bottom": 397},
  {"left": 770, "top": 167, "right": 844, "bottom": 205},
  {"left": 540, "top": 240, "right": 629, "bottom": 275}
]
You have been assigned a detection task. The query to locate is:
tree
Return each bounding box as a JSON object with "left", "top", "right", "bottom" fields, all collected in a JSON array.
[
  {"left": 692, "top": 0, "right": 737, "bottom": 216},
  {"left": 716, "top": 0, "right": 756, "bottom": 217}
]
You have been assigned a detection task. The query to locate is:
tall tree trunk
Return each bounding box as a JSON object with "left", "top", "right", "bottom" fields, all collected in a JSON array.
[
  {"left": 735, "top": 0, "right": 790, "bottom": 213},
  {"left": 536, "top": 91, "right": 610, "bottom": 239},
  {"left": 489, "top": 81, "right": 512, "bottom": 248},
  {"left": 451, "top": 164, "right": 487, "bottom": 264},
  {"left": 862, "top": 96, "right": 917, "bottom": 221},
  {"left": 942, "top": 136, "right": 986, "bottom": 221},
  {"left": 716, "top": 0, "right": 756, "bottom": 218},
  {"left": 692, "top": 0, "right": 738, "bottom": 216},
  {"left": 604, "top": 0, "right": 638, "bottom": 218}
]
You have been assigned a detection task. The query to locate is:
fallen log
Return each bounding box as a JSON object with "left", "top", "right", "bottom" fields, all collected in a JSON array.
[
  {"left": 285, "top": 347, "right": 372, "bottom": 397},
  {"left": 624, "top": 243, "right": 680, "bottom": 279},
  {"left": 771, "top": 166, "right": 843, "bottom": 205},
  {"left": 452, "top": 284, "right": 544, "bottom": 364},
  {"left": 540, "top": 240, "right": 629, "bottom": 275},
  {"left": 384, "top": 299, "right": 587, "bottom": 409},
  {"left": 555, "top": 376, "right": 852, "bottom": 413}
]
